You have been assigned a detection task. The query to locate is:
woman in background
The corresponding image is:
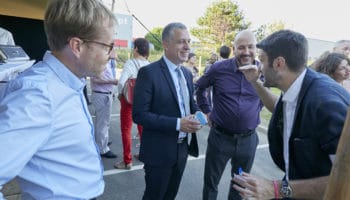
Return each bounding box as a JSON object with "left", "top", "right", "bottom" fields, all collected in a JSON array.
[
  {"left": 114, "top": 38, "right": 150, "bottom": 169},
  {"left": 312, "top": 52, "right": 350, "bottom": 87},
  {"left": 185, "top": 52, "right": 199, "bottom": 83}
]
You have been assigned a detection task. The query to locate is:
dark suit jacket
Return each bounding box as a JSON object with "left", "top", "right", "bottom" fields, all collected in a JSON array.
[
  {"left": 268, "top": 68, "right": 350, "bottom": 179},
  {"left": 132, "top": 57, "right": 199, "bottom": 167}
]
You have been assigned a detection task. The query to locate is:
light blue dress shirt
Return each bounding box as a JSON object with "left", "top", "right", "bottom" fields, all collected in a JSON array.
[
  {"left": 0, "top": 51, "right": 104, "bottom": 200},
  {"left": 163, "top": 56, "right": 188, "bottom": 138}
]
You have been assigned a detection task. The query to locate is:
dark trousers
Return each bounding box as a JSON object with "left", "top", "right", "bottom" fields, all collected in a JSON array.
[
  {"left": 203, "top": 127, "right": 259, "bottom": 200},
  {"left": 142, "top": 141, "right": 188, "bottom": 200}
]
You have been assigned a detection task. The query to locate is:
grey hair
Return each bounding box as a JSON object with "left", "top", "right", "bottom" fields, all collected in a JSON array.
[{"left": 162, "top": 22, "right": 187, "bottom": 42}]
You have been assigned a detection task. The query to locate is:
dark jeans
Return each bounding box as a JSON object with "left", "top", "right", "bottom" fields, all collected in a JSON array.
[{"left": 203, "top": 127, "right": 259, "bottom": 200}]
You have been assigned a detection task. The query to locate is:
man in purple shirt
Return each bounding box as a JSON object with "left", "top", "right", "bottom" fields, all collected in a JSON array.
[{"left": 196, "top": 30, "right": 263, "bottom": 200}]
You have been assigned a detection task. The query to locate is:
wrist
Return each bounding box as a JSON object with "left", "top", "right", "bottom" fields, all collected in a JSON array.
[
  {"left": 279, "top": 179, "right": 292, "bottom": 198},
  {"left": 273, "top": 180, "right": 279, "bottom": 199}
]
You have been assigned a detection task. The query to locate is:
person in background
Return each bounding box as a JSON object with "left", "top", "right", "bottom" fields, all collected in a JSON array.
[
  {"left": 132, "top": 22, "right": 202, "bottom": 200},
  {"left": 90, "top": 55, "right": 118, "bottom": 159},
  {"left": 204, "top": 53, "right": 218, "bottom": 73},
  {"left": 312, "top": 52, "right": 350, "bottom": 86},
  {"left": 0, "top": 0, "right": 116, "bottom": 199},
  {"left": 201, "top": 53, "right": 218, "bottom": 108},
  {"left": 0, "top": 27, "right": 15, "bottom": 45},
  {"left": 219, "top": 45, "right": 231, "bottom": 60},
  {"left": 114, "top": 38, "right": 150, "bottom": 169},
  {"left": 333, "top": 40, "right": 350, "bottom": 57},
  {"left": 333, "top": 39, "right": 350, "bottom": 91},
  {"left": 196, "top": 30, "right": 262, "bottom": 200},
  {"left": 185, "top": 52, "right": 199, "bottom": 83},
  {"left": 234, "top": 30, "right": 350, "bottom": 200}
]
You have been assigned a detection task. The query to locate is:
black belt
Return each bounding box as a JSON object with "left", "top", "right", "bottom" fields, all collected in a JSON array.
[
  {"left": 93, "top": 90, "right": 112, "bottom": 94},
  {"left": 177, "top": 137, "right": 187, "bottom": 144},
  {"left": 213, "top": 123, "right": 254, "bottom": 136}
]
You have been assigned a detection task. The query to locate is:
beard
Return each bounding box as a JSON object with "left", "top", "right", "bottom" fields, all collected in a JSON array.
[
  {"left": 237, "top": 54, "right": 254, "bottom": 66},
  {"left": 262, "top": 67, "right": 278, "bottom": 88}
]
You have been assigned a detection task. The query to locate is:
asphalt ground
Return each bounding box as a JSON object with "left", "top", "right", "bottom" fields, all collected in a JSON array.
[{"left": 89, "top": 94, "right": 284, "bottom": 200}]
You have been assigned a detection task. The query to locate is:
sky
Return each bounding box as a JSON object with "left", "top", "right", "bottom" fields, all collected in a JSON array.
[{"left": 110, "top": 0, "right": 350, "bottom": 42}]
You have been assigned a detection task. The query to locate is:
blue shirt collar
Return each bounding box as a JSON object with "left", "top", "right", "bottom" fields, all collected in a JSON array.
[
  {"left": 43, "top": 51, "right": 85, "bottom": 92},
  {"left": 163, "top": 55, "right": 180, "bottom": 72}
]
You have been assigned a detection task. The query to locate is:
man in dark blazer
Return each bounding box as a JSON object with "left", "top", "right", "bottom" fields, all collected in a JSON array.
[
  {"left": 132, "top": 22, "right": 202, "bottom": 200},
  {"left": 232, "top": 30, "right": 350, "bottom": 199}
]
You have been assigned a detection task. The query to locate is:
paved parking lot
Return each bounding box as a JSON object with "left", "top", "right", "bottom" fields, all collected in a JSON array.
[{"left": 93, "top": 97, "right": 284, "bottom": 200}]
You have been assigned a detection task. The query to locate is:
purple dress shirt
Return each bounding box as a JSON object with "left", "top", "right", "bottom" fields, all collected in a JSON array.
[{"left": 196, "top": 58, "right": 263, "bottom": 132}]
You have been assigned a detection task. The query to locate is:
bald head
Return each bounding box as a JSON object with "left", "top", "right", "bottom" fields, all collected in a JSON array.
[
  {"left": 333, "top": 40, "right": 350, "bottom": 57},
  {"left": 232, "top": 30, "right": 257, "bottom": 66},
  {"left": 233, "top": 30, "right": 257, "bottom": 48}
]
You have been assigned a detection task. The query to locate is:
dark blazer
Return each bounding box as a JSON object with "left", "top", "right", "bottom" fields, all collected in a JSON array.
[
  {"left": 268, "top": 68, "right": 350, "bottom": 179},
  {"left": 132, "top": 57, "right": 199, "bottom": 167}
]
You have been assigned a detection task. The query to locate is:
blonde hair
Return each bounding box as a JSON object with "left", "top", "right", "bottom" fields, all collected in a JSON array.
[{"left": 44, "top": 0, "right": 116, "bottom": 51}]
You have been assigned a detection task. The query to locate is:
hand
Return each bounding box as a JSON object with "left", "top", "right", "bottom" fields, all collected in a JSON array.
[
  {"left": 232, "top": 172, "right": 274, "bottom": 200},
  {"left": 180, "top": 115, "right": 202, "bottom": 133},
  {"left": 238, "top": 65, "right": 260, "bottom": 83}
]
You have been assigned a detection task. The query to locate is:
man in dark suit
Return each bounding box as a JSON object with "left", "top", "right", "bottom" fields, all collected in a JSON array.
[
  {"left": 132, "top": 22, "right": 202, "bottom": 200},
  {"left": 232, "top": 30, "right": 350, "bottom": 199}
]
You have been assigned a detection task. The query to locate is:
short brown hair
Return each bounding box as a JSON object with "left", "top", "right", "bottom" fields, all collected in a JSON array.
[{"left": 134, "top": 38, "right": 150, "bottom": 58}]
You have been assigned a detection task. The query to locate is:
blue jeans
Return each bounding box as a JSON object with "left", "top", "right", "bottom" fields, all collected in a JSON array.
[{"left": 203, "top": 126, "right": 259, "bottom": 200}]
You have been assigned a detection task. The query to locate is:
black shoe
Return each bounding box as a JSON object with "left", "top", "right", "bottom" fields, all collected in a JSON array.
[
  {"left": 107, "top": 141, "right": 112, "bottom": 146},
  {"left": 100, "top": 151, "right": 117, "bottom": 158}
]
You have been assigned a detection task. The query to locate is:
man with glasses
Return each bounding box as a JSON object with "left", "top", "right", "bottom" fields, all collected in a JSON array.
[
  {"left": 0, "top": 0, "right": 116, "bottom": 199},
  {"left": 83, "top": 39, "right": 115, "bottom": 55}
]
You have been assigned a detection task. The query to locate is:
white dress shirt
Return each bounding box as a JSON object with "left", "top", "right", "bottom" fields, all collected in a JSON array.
[
  {"left": 163, "top": 56, "right": 189, "bottom": 138},
  {"left": 282, "top": 68, "right": 306, "bottom": 180}
]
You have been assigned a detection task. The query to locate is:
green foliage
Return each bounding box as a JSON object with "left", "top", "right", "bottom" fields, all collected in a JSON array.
[
  {"left": 145, "top": 27, "right": 163, "bottom": 51},
  {"left": 259, "top": 87, "right": 281, "bottom": 126},
  {"left": 115, "top": 48, "right": 131, "bottom": 68},
  {"left": 190, "top": 0, "right": 250, "bottom": 52},
  {"left": 148, "top": 50, "right": 163, "bottom": 62},
  {"left": 115, "top": 48, "right": 163, "bottom": 69},
  {"left": 254, "top": 21, "right": 285, "bottom": 42}
]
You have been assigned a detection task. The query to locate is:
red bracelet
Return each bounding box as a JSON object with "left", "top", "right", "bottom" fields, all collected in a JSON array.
[{"left": 273, "top": 180, "right": 279, "bottom": 199}]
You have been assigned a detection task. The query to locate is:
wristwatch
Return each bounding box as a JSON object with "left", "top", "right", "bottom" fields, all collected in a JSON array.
[{"left": 279, "top": 179, "right": 292, "bottom": 198}]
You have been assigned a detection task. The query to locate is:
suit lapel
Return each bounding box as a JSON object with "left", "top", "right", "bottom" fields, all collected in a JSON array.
[
  {"left": 159, "top": 58, "right": 181, "bottom": 106},
  {"left": 181, "top": 66, "right": 192, "bottom": 94},
  {"left": 181, "top": 66, "right": 195, "bottom": 113},
  {"left": 291, "top": 68, "right": 315, "bottom": 137}
]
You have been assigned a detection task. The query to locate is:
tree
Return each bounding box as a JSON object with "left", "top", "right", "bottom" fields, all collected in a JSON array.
[
  {"left": 190, "top": 0, "right": 250, "bottom": 51},
  {"left": 145, "top": 27, "right": 163, "bottom": 51},
  {"left": 254, "top": 21, "right": 285, "bottom": 42}
]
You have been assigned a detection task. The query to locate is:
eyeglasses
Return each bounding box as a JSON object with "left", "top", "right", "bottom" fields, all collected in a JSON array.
[{"left": 83, "top": 39, "right": 115, "bottom": 55}]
